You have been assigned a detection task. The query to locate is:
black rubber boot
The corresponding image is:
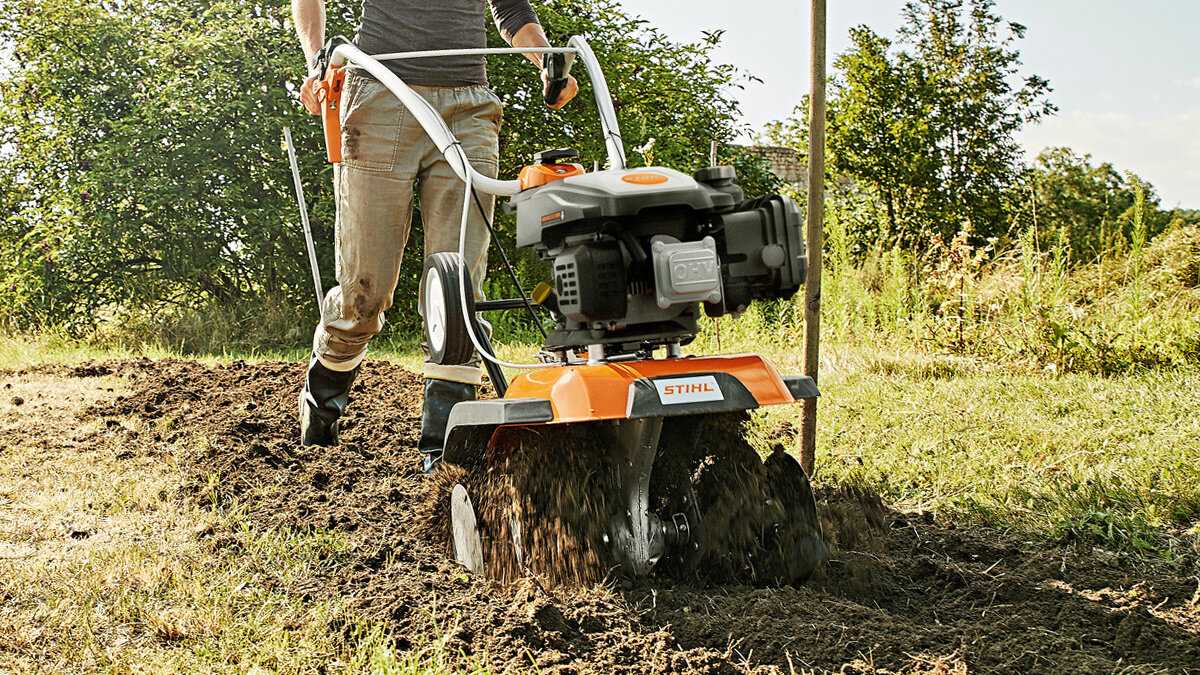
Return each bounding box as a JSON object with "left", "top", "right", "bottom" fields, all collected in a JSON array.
[
  {"left": 298, "top": 356, "right": 359, "bottom": 447},
  {"left": 419, "top": 378, "right": 476, "bottom": 474}
]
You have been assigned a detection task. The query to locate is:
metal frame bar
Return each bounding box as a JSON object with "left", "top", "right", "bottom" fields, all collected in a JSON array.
[
  {"left": 325, "top": 38, "right": 628, "bottom": 371},
  {"left": 283, "top": 127, "right": 325, "bottom": 317},
  {"left": 568, "top": 36, "right": 626, "bottom": 170},
  {"left": 372, "top": 46, "right": 579, "bottom": 61},
  {"left": 327, "top": 36, "right": 627, "bottom": 198}
]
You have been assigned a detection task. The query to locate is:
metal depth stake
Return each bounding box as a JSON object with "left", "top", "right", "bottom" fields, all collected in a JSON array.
[{"left": 283, "top": 126, "right": 326, "bottom": 321}]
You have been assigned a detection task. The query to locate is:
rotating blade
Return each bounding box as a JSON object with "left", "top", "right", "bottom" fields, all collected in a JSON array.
[
  {"left": 761, "top": 445, "right": 828, "bottom": 584},
  {"left": 451, "top": 484, "right": 484, "bottom": 575},
  {"left": 649, "top": 413, "right": 828, "bottom": 585},
  {"left": 467, "top": 424, "right": 619, "bottom": 586}
]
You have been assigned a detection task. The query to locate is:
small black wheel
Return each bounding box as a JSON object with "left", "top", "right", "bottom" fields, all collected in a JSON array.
[{"left": 422, "top": 252, "right": 475, "bottom": 366}]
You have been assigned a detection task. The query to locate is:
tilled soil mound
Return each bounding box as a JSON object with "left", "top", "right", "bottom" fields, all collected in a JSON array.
[{"left": 80, "top": 358, "right": 1200, "bottom": 673}]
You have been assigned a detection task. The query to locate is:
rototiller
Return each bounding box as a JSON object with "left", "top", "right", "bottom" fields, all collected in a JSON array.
[{"left": 297, "top": 36, "right": 826, "bottom": 585}]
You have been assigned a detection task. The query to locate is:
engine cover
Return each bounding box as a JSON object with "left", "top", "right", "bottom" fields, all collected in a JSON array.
[
  {"left": 510, "top": 164, "right": 805, "bottom": 355},
  {"left": 555, "top": 240, "right": 627, "bottom": 322},
  {"left": 513, "top": 168, "right": 736, "bottom": 250},
  {"left": 651, "top": 236, "right": 722, "bottom": 309}
]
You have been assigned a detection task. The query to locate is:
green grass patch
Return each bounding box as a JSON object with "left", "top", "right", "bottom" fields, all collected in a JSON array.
[{"left": 755, "top": 361, "right": 1200, "bottom": 559}]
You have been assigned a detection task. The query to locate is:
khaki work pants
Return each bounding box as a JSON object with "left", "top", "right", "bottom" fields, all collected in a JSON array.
[{"left": 312, "top": 70, "right": 500, "bottom": 385}]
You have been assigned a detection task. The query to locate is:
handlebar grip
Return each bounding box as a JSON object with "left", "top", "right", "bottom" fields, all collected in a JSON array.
[
  {"left": 541, "top": 52, "right": 574, "bottom": 106},
  {"left": 544, "top": 78, "right": 568, "bottom": 107}
]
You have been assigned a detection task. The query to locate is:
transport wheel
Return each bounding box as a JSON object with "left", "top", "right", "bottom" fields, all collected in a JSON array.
[{"left": 422, "top": 252, "right": 475, "bottom": 366}]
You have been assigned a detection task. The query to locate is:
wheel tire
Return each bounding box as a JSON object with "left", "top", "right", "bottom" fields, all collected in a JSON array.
[{"left": 423, "top": 252, "right": 475, "bottom": 366}]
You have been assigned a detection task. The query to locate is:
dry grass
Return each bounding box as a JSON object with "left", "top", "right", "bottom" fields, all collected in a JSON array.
[{"left": 0, "top": 371, "right": 469, "bottom": 673}]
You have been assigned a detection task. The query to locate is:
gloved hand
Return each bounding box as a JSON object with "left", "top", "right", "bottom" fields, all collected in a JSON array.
[
  {"left": 541, "top": 52, "right": 578, "bottom": 110},
  {"left": 542, "top": 71, "right": 578, "bottom": 110}
]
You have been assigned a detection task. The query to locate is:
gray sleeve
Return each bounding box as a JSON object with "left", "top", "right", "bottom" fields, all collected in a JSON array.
[{"left": 489, "top": 0, "right": 540, "bottom": 43}]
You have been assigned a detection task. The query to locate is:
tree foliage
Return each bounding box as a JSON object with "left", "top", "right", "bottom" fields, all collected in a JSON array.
[
  {"left": 767, "top": 0, "right": 1056, "bottom": 252},
  {"left": 1017, "top": 148, "right": 1173, "bottom": 262},
  {"left": 0, "top": 0, "right": 773, "bottom": 333}
]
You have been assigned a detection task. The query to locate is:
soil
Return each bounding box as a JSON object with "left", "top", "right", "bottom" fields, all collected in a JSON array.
[{"left": 34, "top": 358, "right": 1200, "bottom": 672}]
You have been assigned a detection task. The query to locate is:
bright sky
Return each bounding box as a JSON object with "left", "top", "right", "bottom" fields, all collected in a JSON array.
[{"left": 615, "top": 0, "right": 1200, "bottom": 208}]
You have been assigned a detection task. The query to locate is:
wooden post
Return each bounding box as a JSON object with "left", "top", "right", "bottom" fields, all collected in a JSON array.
[{"left": 799, "top": 0, "right": 826, "bottom": 476}]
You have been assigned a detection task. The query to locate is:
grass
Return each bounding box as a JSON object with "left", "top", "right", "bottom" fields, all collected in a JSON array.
[
  {"left": 0, "top": 371, "right": 480, "bottom": 674},
  {"left": 694, "top": 321, "right": 1200, "bottom": 561},
  {"left": 684, "top": 305, "right": 1200, "bottom": 560},
  {"left": 755, "top": 354, "right": 1200, "bottom": 560},
  {"left": 805, "top": 219, "right": 1200, "bottom": 375}
]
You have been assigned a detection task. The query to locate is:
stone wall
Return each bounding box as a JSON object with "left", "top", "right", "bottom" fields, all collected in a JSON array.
[{"left": 738, "top": 145, "right": 806, "bottom": 187}]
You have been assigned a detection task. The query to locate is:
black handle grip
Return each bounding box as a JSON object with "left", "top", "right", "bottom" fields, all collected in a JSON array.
[
  {"left": 545, "top": 78, "right": 568, "bottom": 106},
  {"left": 542, "top": 52, "right": 572, "bottom": 106}
]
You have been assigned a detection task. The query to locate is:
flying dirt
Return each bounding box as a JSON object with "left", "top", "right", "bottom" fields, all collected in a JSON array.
[{"left": 420, "top": 412, "right": 826, "bottom": 588}]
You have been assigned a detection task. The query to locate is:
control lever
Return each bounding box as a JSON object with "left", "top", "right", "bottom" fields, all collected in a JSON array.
[
  {"left": 313, "top": 36, "right": 351, "bottom": 164},
  {"left": 541, "top": 51, "right": 576, "bottom": 106}
]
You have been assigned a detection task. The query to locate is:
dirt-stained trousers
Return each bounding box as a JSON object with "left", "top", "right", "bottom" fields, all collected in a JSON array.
[{"left": 312, "top": 69, "right": 500, "bottom": 385}]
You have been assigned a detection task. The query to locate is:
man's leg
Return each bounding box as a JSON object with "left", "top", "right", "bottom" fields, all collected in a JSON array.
[
  {"left": 414, "top": 85, "right": 502, "bottom": 470},
  {"left": 302, "top": 71, "right": 422, "bottom": 446}
]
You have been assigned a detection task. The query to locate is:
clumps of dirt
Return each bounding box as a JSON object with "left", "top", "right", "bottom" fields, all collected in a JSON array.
[
  {"left": 443, "top": 423, "right": 620, "bottom": 586},
  {"left": 420, "top": 412, "right": 828, "bottom": 589},
  {"left": 78, "top": 358, "right": 1200, "bottom": 673},
  {"left": 70, "top": 363, "right": 113, "bottom": 378},
  {"left": 94, "top": 358, "right": 424, "bottom": 537},
  {"left": 411, "top": 459, "right": 466, "bottom": 547},
  {"left": 415, "top": 424, "right": 619, "bottom": 586}
]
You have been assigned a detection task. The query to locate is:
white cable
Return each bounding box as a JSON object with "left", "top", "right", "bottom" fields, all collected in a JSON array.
[{"left": 452, "top": 143, "right": 546, "bottom": 370}]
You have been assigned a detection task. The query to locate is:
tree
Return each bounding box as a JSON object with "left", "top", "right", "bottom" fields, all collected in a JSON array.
[
  {"left": 767, "top": 0, "right": 1055, "bottom": 252},
  {"left": 0, "top": 0, "right": 338, "bottom": 332},
  {"left": 1018, "top": 147, "right": 1169, "bottom": 261},
  {"left": 0, "top": 0, "right": 775, "bottom": 335}
]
